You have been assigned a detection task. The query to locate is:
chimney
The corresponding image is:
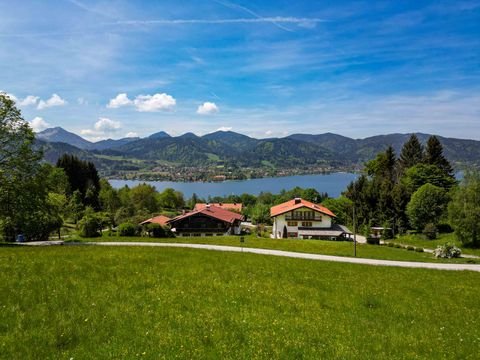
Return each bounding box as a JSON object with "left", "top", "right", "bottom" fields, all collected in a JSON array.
[
  {"left": 206, "top": 204, "right": 211, "bottom": 209},
  {"left": 294, "top": 197, "right": 301, "bottom": 204}
]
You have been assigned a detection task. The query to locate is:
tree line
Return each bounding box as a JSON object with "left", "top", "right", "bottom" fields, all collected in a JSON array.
[{"left": 1, "top": 93, "right": 479, "bottom": 247}]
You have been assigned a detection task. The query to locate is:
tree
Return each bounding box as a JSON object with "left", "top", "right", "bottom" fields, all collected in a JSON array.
[
  {"left": 99, "top": 179, "right": 121, "bottom": 214},
  {"left": 0, "top": 93, "right": 55, "bottom": 241},
  {"left": 424, "top": 136, "right": 454, "bottom": 177},
  {"left": 250, "top": 203, "right": 271, "bottom": 225},
  {"left": 130, "top": 183, "right": 158, "bottom": 213},
  {"left": 402, "top": 164, "right": 457, "bottom": 194},
  {"left": 406, "top": 183, "right": 449, "bottom": 231},
  {"left": 448, "top": 171, "right": 480, "bottom": 247},
  {"left": 157, "top": 188, "right": 184, "bottom": 210},
  {"left": 399, "top": 134, "right": 423, "bottom": 172},
  {"left": 56, "top": 154, "right": 101, "bottom": 209}
]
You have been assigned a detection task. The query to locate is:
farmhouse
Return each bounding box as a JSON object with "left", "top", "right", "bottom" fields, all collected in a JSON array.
[
  {"left": 194, "top": 202, "right": 243, "bottom": 213},
  {"left": 168, "top": 205, "right": 244, "bottom": 237},
  {"left": 140, "top": 215, "right": 171, "bottom": 226},
  {"left": 271, "top": 198, "right": 352, "bottom": 240}
]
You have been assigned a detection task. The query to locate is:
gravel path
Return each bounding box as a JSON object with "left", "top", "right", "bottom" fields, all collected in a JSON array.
[{"left": 81, "top": 241, "right": 480, "bottom": 272}]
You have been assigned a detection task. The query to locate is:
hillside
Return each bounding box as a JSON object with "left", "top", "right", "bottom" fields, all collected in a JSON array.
[{"left": 36, "top": 127, "right": 480, "bottom": 179}]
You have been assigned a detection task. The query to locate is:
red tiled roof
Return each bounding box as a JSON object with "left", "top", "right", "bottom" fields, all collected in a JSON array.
[
  {"left": 270, "top": 198, "right": 336, "bottom": 218},
  {"left": 194, "top": 203, "right": 243, "bottom": 212},
  {"left": 168, "top": 205, "right": 244, "bottom": 225},
  {"left": 140, "top": 215, "right": 171, "bottom": 226}
]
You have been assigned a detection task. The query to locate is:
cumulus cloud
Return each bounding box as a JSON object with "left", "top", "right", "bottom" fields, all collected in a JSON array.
[
  {"left": 134, "top": 93, "right": 176, "bottom": 112},
  {"left": 125, "top": 131, "right": 139, "bottom": 138},
  {"left": 107, "top": 93, "right": 132, "bottom": 108},
  {"left": 29, "top": 117, "right": 50, "bottom": 132},
  {"left": 197, "top": 102, "right": 219, "bottom": 115},
  {"left": 18, "top": 95, "right": 39, "bottom": 106},
  {"left": 107, "top": 92, "right": 176, "bottom": 112},
  {"left": 37, "top": 94, "right": 67, "bottom": 109},
  {"left": 217, "top": 126, "right": 232, "bottom": 131},
  {"left": 1, "top": 92, "right": 39, "bottom": 106},
  {"left": 81, "top": 117, "right": 122, "bottom": 140}
]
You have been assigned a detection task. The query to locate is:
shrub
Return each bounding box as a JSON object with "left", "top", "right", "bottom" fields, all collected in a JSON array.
[
  {"left": 78, "top": 211, "right": 102, "bottom": 238},
  {"left": 406, "top": 246, "right": 415, "bottom": 251},
  {"left": 415, "top": 247, "right": 424, "bottom": 253},
  {"left": 423, "top": 223, "right": 437, "bottom": 240},
  {"left": 118, "top": 222, "right": 138, "bottom": 237},
  {"left": 433, "top": 243, "right": 462, "bottom": 259},
  {"left": 394, "top": 244, "right": 402, "bottom": 248},
  {"left": 387, "top": 242, "right": 394, "bottom": 247},
  {"left": 145, "top": 223, "right": 173, "bottom": 238}
]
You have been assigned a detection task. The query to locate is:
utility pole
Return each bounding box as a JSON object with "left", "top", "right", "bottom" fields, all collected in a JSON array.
[{"left": 353, "top": 203, "right": 357, "bottom": 257}]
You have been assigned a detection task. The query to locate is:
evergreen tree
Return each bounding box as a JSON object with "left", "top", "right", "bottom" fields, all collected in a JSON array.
[
  {"left": 56, "top": 154, "right": 101, "bottom": 209},
  {"left": 424, "top": 136, "right": 454, "bottom": 176},
  {"left": 399, "top": 134, "right": 423, "bottom": 171}
]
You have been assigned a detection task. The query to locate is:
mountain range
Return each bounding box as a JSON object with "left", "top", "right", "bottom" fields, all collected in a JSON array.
[{"left": 36, "top": 127, "right": 480, "bottom": 177}]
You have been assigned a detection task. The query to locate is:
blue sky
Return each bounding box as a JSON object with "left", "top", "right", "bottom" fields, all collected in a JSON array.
[{"left": 1, "top": 0, "right": 479, "bottom": 140}]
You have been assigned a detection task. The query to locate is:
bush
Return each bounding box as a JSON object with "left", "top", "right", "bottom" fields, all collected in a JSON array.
[
  {"left": 437, "top": 223, "right": 453, "bottom": 234},
  {"left": 387, "top": 242, "right": 394, "bottom": 247},
  {"left": 145, "top": 223, "right": 173, "bottom": 238},
  {"left": 406, "top": 246, "right": 415, "bottom": 251},
  {"left": 78, "top": 211, "right": 102, "bottom": 238},
  {"left": 118, "top": 222, "right": 138, "bottom": 237},
  {"left": 415, "top": 247, "right": 424, "bottom": 253},
  {"left": 423, "top": 223, "right": 437, "bottom": 240},
  {"left": 394, "top": 244, "right": 402, "bottom": 248},
  {"left": 433, "top": 243, "right": 462, "bottom": 259},
  {"left": 366, "top": 237, "right": 380, "bottom": 245}
]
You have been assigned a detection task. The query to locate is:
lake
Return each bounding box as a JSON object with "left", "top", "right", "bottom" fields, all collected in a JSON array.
[{"left": 109, "top": 173, "right": 358, "bottom": 199}]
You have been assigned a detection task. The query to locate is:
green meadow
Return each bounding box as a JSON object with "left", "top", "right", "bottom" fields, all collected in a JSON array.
[
  {"left": 69, "top": 234, "right": 479, "bottom": 264},
  {"left": 1, "top": 246, "right": 479, "bottom": 359}
]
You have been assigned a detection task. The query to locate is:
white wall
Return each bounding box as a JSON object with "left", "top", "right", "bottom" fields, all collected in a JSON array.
[{"left": 272, "top": 209, "right": 332, "bottom": 239}]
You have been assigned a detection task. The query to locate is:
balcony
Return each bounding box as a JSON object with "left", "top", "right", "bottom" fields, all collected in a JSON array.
[{"left": 285, "top": 215, "right": 322, "bottom": 221}]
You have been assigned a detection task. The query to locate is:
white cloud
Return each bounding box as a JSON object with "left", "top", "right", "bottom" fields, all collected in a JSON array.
[
  {"left": 107, "top": 93, "right": 132, "bottom": 108},
  {"left": 81, "top": 117, "right": 122, "bottom": 140},
  {"left": 18, "top": 95, "right": 39, "bottom": 106},
  {"left": 1, "top": 92, "right": 39, "bottom": 106},
  {"left": 134, "top": 93, "right": 176, "bottom": 112},
  {"left": 125, "top": 132, "right": 139, "bottom": 138},
  {"left": 37, "top": 94, "right": 67, "bottom": 110},
  {"left": 197, "top": 102, "right": 219, "bottom": 115},
  {"left": 29, "top": 117, "right": 50, "bottom": 132},
  {"left": 217, "top": 126, "right": 232, "bottom": 131}
]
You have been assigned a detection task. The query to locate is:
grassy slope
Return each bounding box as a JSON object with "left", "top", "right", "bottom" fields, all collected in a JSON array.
[
  {"left": 393, "top": 233, "right": 480, "bottom": 257},
  {"left": 68, "top": 234, "right": 479, "bottom": 264},
  {"left": 1, "top": 246, "right": 479, "bottom": 359}
]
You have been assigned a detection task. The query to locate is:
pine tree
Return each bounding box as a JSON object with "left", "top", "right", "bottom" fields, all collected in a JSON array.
[
  {"left": 424, "top": 136, "right": 454, "bottom": 176},
  {"left": 399, "top": 134, "right": 423, "bottom": 171}
]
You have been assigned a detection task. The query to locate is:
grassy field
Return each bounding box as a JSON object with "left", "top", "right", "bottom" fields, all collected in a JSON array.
[
  {"left": 0, "top": 246, "right": 479, "bottom": 359},
  {"left": 68, "top": 234, "right": 479, "bottom": 264},
  {"left": 392, "top": 233, "right": 480, "bottom": 257}
]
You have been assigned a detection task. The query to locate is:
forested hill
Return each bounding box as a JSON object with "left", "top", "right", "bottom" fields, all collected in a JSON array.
[{"left": 37, "top": 128, "right": 480, "bottom": 175}]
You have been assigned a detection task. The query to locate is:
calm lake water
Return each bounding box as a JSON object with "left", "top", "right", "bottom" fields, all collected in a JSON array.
[{"left": 110, "top": 173, "right": 358, "bottom": 199}]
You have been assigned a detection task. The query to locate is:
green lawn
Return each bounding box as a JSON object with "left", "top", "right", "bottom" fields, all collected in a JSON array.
[
  {"left": 0, "top": 246, "right": 479, "bottom": 359},
  {"left": 68, "top": 234, "right": 479, "bottom": 264},
  {"left": 391, "top": 233, "right": 480, "bottom": 257}
]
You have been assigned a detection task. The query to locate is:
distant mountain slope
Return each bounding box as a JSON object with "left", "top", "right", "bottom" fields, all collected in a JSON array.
[
  {"left": 90, "top": 137, "right": 140, "bottom": 151},
  {"left": 37, "top": 127, "right": 93, "bottom": 150},
  {"left": 36, "top": 128, "right": 480, "bottom": 172}
]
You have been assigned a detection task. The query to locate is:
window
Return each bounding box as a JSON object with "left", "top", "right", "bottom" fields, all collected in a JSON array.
[
  {"left": 193, "top": 233, "right": 201, "bottom": 237},
  {"left": 287, "top": 232, "right": 298, "bottom": 238},
  {"left": 205, "top": 233, "right": 213, "bottom": 237},
  {"left": 287, "top": 221, "right": 298, "bottom": 227},
  {"left": 302, "top": 222, "right": 312, "bottom": 227}
]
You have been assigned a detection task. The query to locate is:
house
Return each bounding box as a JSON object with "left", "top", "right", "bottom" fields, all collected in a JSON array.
[
  {"left": 167, "top": 205, "right": 244, "bottom": 237},
  {"left": 140, "top": 215, "right": 171, "bottom": 227},
  {"left": 271, "top": 198, "right": 352, "bottom": 240},
  {"left": 193, "top": 202, "right": 243, "bottom": 213}
]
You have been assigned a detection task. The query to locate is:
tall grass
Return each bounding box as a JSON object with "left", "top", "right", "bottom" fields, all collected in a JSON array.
[{"left": 1, "top": 246, "right": 479, "bottom": 359}]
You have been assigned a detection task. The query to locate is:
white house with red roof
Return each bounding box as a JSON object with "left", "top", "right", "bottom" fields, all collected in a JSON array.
[
  {"left": 271, "top": 198, "right": 352, "bottom": 240},
  {"left": 167, "top": 205, "right": 244, "bottom": 237}
]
